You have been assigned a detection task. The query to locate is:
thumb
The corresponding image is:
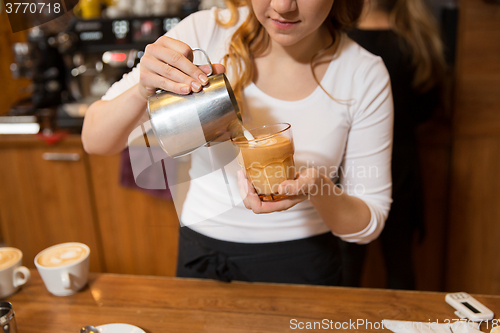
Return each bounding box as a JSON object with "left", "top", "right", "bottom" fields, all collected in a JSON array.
[
  {"left": 199, "top": 64, "right": 226, "bottom": 75},
  {"left": 278, "top": 178, "right": 309, "bottom": 196}
]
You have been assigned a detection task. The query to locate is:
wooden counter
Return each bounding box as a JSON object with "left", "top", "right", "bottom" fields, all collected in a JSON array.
[{"left": 6, "top": 270, "right": 500, "bottom": 333}]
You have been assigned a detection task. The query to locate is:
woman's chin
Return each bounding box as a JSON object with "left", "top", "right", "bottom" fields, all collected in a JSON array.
[{"left": 268, "top": 34, "right": 304, "bottom": 48}]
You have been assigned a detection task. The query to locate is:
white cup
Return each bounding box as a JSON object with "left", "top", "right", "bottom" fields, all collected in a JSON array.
[
  {"left": 0, "top": 247, "right": 30, "bottom": 299},
  {"left": 34, "top": 243, "right": 90, "bottom": 297}
]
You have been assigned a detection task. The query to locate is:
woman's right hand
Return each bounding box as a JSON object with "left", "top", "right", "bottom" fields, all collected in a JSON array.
[{"left": 138, "top": 36, "right": 226, "bottom": 100}]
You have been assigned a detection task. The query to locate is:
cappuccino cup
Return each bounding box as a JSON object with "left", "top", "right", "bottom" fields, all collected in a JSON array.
[
  {"left": 0, "top": 248, "right": 30, "bottom": 299},
  {"left": 34, "top": 243, "right": 90, "bottom": 296}
]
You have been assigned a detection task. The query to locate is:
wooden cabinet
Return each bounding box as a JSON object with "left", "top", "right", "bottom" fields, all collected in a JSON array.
[
  {"left": 88, "top": 154, "right": 179, "bottom": 276},
  {"left": 0, "top": 135, "right": 179, "bottom": 276},
  {"left": 0, "top": 136, "right": 103, "bottom": 272}
]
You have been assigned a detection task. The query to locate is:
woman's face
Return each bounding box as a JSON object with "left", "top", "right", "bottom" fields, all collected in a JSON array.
[{"left": 251, "top": 0, "right": 335, "bottom": 47}]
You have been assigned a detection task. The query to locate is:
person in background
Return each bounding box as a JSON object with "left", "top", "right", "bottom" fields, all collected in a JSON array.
[
  {"left": 82, "top": 0, "right": 394, "bottom": 286},
  {"left": 339, "top": 0, "right": 447, "bottom": 289}
]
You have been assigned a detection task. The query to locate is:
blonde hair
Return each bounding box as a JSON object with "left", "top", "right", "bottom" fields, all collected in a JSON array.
[
  {"left": 216, "top": 0, "right": 363, "bottom": 105},
  {"left": 375, "top": 0, "right": 446, "bottom": 92}
]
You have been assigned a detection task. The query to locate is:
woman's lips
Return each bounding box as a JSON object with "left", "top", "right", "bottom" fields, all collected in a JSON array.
[{"left": 271, "top": 18, "right": 300, "bottom": 30}]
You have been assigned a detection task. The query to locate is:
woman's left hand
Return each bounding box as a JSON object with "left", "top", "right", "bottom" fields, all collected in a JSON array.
[{"left": 237, "top": 168, "right": 323, "bottom": 214}]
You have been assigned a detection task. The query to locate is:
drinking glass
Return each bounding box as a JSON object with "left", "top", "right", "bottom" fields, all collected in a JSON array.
[{"left": 231, "top": 123, "right": 295, "bottom": 202}]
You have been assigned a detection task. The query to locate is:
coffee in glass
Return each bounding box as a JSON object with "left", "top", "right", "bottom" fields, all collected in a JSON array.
[{"left": 232, "top": 123, "right": 295, "bottom": 202}]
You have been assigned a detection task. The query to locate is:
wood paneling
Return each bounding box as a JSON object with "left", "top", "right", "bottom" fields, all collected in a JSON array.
[
  {"left": 453, "top": 0, "right": 500, "bottom": 137},
  {"left": 446, "top": 0, "right": 500, "bottom": 294},
  {"left": 0, "top": 10, "right": 31, "bottom": 115},
  {"left": 0, "top": 142, "right": 104, "bottom": 272},
  {"left": 447, "top": 138, "right": 500, "bottom": 293},
  {"left": 88, "top": 154, "right": 179, "bottom": 276}
]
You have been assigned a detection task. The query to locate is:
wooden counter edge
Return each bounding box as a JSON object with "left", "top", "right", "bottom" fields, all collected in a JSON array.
[{"left": 25, "top": 269, "right": 500, "bottom": 299}]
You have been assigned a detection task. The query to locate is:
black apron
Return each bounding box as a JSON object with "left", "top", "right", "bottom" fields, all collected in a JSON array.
[{"left": 176, "top": 226, "right": 342, "bottom": 286}]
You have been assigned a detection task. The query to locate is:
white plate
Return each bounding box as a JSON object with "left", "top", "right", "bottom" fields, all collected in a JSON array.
[{"left": 96, "top": 323, "right": 146, "bottom": 333}]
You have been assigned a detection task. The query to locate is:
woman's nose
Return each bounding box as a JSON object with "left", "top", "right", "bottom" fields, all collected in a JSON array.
[{"left": 270, "top": 0, "right": 297, "bottom": 14}]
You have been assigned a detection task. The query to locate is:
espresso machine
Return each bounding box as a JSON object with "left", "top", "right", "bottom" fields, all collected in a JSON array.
[
  {"left": 9, "top": 6, "right": 192, "bottom": 133},
  {"left": 60, "top": 12, "right": 189, "bottom": 132}
]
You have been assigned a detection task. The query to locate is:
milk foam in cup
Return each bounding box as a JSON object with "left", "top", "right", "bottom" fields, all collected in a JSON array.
[
  {"left": 35, "top": 242, "right": 90, "bottom": 296},
  {"left": 0, "top": 247, "right": 30, "bottom": 299}
]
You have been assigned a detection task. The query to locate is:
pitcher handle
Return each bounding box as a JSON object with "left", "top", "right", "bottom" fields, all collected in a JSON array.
[{"left": 192, "top": 48, "right": 213, "bottom": 77}]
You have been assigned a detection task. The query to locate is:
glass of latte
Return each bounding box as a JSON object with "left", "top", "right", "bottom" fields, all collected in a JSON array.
[
  {"left": 35, "top": 243, "right": 90, "bottom": 296},
  {"left": 231, "top": 123, "right": 295, "bottom": 202}
]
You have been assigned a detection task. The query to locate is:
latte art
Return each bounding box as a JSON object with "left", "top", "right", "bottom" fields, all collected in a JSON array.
[
  {"left": 0, "top": 248, "right": 21, "bottom": 270},
  {"left": 37, "top": 245, "right": 88, "bottom": 268}
]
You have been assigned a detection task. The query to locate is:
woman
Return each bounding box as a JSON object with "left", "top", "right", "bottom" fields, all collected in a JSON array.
[
  {"left": 339, "top": 0, "right": 446, "bottom": 289},
  {"left": 82, "top": 0, "right": 393, "bottom": 286}
]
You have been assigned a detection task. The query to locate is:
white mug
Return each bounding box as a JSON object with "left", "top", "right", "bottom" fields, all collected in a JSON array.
[
  {"left": 34, "top": 243, "right": 90, "bottom": 297},
  {"left": 0, "top": 247, "right": 30, "bottom": 299}
]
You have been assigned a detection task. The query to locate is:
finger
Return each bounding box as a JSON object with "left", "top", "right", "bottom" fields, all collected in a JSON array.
[
  {"left": 237, "top": 170, "right": 251, "bottom": 209},
  {"left": 145, "top": 45, "right": 204, "bottom": 91},
  {"left": 140, "top": 67, "right": 191, "bottom": 95},
  {"left": 146, "top": 42, "right": 208, "bottom": 88},
  {"left": 237, "top": 173, "right": 263, "bottom": 212},
  {"left": 141, "top": 56, "right": 198, "bottom": 93},
  {"left": 198, "top": 64, "right": 226, "bottom": 76},
  {"left": 246, "top": 185, "right": 264, "bottom": 213},
  {"left": 154, "top": 36, "right": 195, "bottom": 61},
  {"left": 255, "top": 195, "right": 308, "bottom": 214},
  {"left": 140, "top": 68, "right": 191, "bottom": 94},
  {"left": 278, "top": 180, "right": 294, "bottom": 196},
  {"left": 278, "top": 179, "right": 308, "bottom": 196},
  {"left": 212, "top": 64, "right": 226, "bottom": 74}
]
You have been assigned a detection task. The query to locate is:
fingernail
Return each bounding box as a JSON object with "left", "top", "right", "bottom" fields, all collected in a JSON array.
[
  {"left": 285, "top": 185, "right": 291, "bottom": 195},
  {"left": 181, "top": 85, "right": 190, "bottom": 94},
  {"left": 191, "top": 81, "right": 201, "bottom": 91},
  {"left": 199, "top": 74, "right": 208, "bottom": 85}
]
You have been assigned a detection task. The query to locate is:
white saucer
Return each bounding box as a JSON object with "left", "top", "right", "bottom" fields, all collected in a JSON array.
[{"left": 96, "top": 323, "right": 145, "bottom": 333}]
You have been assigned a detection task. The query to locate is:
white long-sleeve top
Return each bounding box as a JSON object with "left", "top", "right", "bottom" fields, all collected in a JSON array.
[{"left": 102, "top": 7, "right": 393, "bottom": 244}]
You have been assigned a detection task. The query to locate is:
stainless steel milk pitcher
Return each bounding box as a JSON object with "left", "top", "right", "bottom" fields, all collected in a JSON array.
[{"left": 147, "top": 49, "right": 241, "bottom": 158}]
